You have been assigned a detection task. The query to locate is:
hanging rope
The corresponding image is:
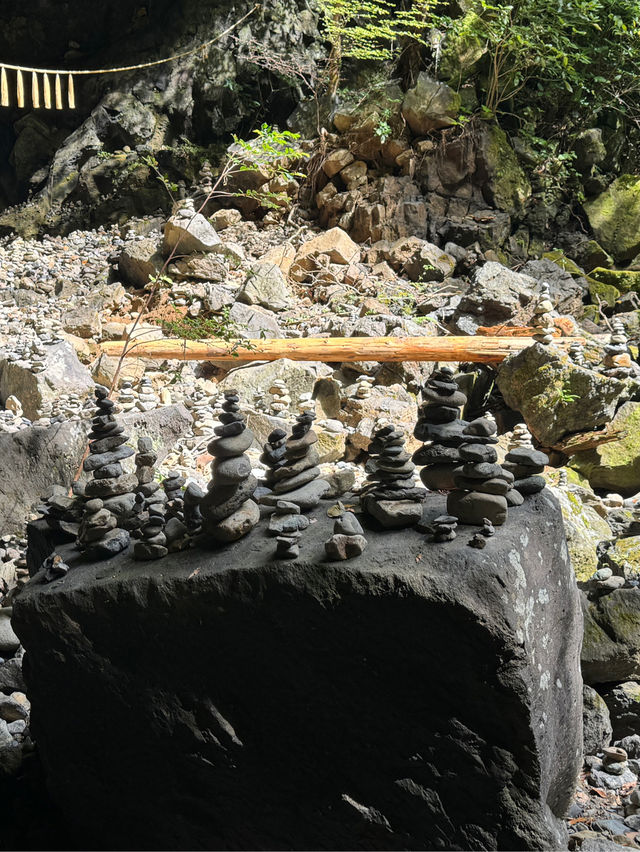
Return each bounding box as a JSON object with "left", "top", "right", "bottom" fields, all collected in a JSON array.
[{"left": 0, "top": 4, "right": 258, "bottom": 110}]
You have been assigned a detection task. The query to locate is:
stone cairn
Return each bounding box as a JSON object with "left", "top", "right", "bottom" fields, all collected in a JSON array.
[
  {"left": 353, "top": 375, "right": 375, "bottom": 400},
  {"left": 77, "top": 385, "right": 134, "bottom": 558},
  {"left": 270, "top": 500, "right": 309, "bottom": 560},
  {"left": 469, "top": 518, "right": 496, "bottom": 549},
  {"left": 531, "top": 283, "right": 555, "bottom": 345},
  {"left": 134, "top": 502, "right": 168, "bottom": 560},
  {"left": 446, "top": 418, "right": 513, "bottom": 526},
  {"left": 429, "top": 514, "right": 458, "bottom": 543},
  {"left": 136, "top": 377, "right": 159, "bottom": 412},
  {"left": 568, "top": 340, "right": 586, "bottom": 367},
  {"left": 325, "top": 511, "right": 368, "bottom": 560},
  {"left": 183, "top": 483, "right": 205, "bottom": 536},
  {"left": 298, "top": 392, "right": 315, "bottom": 415},
  {"left": 200, "top": 390, "right": 260, "bottom": 542},
  {"left": 118, "top": 381, "right": 136, "bottom": 412},
  {"left": 602, "top": 319, "right": 633, "bottom": 378},
  {"left": 162, "top": 470, "right": 189, "bottom": 552},
  {"left": 269, "top": 379, "right": 291, "bottom": 416},
  {"left": 503, "top": 423, "right": 548, "bottom": 497},
  {"left": 412, "top": 367, "right": 468, "bottom": 492},
  {"left": 362, "top": 423, "right": 425, "bottom": 528},
  {"left": 260, "top": 413, "right": 330, "bottom": 510},
  {"left": 130, "top": 437, "right": 166, "bottom": 532}
]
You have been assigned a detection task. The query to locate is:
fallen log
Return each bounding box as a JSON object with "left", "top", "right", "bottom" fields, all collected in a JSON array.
[{"left": 98, "top": 335, "right": 586, "bottom": 364}]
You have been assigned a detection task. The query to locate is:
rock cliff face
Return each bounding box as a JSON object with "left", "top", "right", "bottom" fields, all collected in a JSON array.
[{"left": 14, "top": 491, "right": 582, "bottom": 851}]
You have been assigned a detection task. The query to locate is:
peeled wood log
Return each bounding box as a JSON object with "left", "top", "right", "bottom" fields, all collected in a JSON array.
[{"left": 99, "top": 335, "right": 586, "bottom": 364}]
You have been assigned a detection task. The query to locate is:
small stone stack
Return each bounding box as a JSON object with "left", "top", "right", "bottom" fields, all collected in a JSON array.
[
  {"left": 191, "top": 392, "right": 216, "bottom": 436},
  {"left": 77, "top": 497, "right": 128, "bottom": 559},
  {"left": 261, "top": 414, "right": 330, "bottom": 510},
  {"left": 132, "top": 437, "right": 166, "bottom": 520},
  {"left": 136, "top": 377, "right": 159, "bottom": 412},
  {"left": 412, "top": 367, "right": 468, "bottom": 491},
  {"left": 270, "top": 500, "right": 309, "bottom": 560},
  {"left": 569, "top": 341, "right": 586, "bottom": 367},
  {"left": 298, "top": 392, "right": 315, "bottom": 415},
  {"left": 602, "top": 319, "right": 633, "bottom": 377},
  {"left": 39, "top": 487, "right": 83, "bottom": 537},
  {"left": 531, "top": 283, "right": 555, "bottom": 345},
  {"left": 468, "top": 518, "right": 495, "bottom": 549},
  {"left": 269, "top": 380, "right": 291, "bottom": 416},
  {"left": 325, "top": 511, "right": 368, "bottom": 560},
  {"left": 163, "top": 471, "right": 185, "bottom": 520},
  {"left": 118, "top": 381, "right": 136, "bottom": 412},
  {"left": 200, "top": 390, "right": 260, "bottom": 542},
  {"left": 503, "top": 441, "right": 549, "bottom": 497},
  {"left": 447, "top": 422, "right": 512, "bottom": 526},
  {"left": 429, "top": 514, "right": 457, "bottom": 542},
  {"left": 354, "top": 375, "right": 375, "bottom": 400},
  {"left": 133, "top": 503, "right": 168, "bottom": 560},
  {"left": 183, "top": 482, "right": 205, "bottom": 535},
  {"left": 80, "top": 385, "right": 136, "bottom": 552},
  {"left": 362, "top": 424, "right": 425, "bottom": 528}
]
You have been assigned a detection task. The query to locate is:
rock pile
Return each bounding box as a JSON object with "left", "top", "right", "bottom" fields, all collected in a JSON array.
[
  {"left": 271, "top": 500, "right": 308, "bottom": 559},
  {"left": 136, "top": 377, "right": 159, "bottom": 412},
  {"left": 429, "top": 514, "right": 458, "bottom": 542},
  {"left": 569, "top": 340, "right": 586, "bottom": 367},
  {"left": 362, "top": 423, "right": 425, "bottom": 527},
  {"left": 269, "top": 379, "right": 290, "bottom": 415},
  {"left": 503, "top": 441, "right": 549, "bottom": 497},
  {"left": 531, "top": 283, "right": 555, "bottom": 345},
  {"left": 133, "top": 501, "right": 167, "bottom": 560},
  {"left": 200, "top": 390, "right": 260, "bottom": 542},
  {"left": 324, "top": 511, "right": 368, "bottom": 559},
  {"left": 602, "top": 319, "right": 633, "bottom": 378},
  {"left": 447, "top": 422, "right": 512, "bottom": 526},
  {"left": 413, "top": 367, "right": 467, "bottom": 491},
  {"left": 261, "top": 413, "right": 330, "bottom": 510}
]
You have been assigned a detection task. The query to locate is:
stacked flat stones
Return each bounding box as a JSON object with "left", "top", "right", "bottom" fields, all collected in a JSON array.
[
  {"left": 134, "top": 502, "right": 168, "bottom": 560},
  {"left": 183, "top": 482, "right": 205, "bottom": 536},
  {"left": 325, "top": 511, "right": 368, "bottom": 560},
  {"left": 602, "top": 319, "right": 633, "bottom": 377},
  {"left": 362, "top": 423, "right": 425, "bottom": 528},
  {"left": 569, "top": 341, "right": 586, "bottom": 367},
  {"left": 531, "top": 283, "right": 555, "bottom": 345},
  {"left": 413, "top": 367, "right": 468, "bottom": 491},
  {"left": 447, "top": 418, "right": 513, "bottom": 526},
  {"left": 130, "top": 437, "right": 166, "bottom": 532},
  {"left": 260, "top": 413, "right": 330, "bottom": 510},
  {"left": 200, "top": 390, "right": 260, "bottom": 542},
  {"left": 77, "top": 385, "right": 135, "bottom": 557},
  {"left": 269, "top": 500, "right": 309, "bottom": 560},
  {"left": 503, "top": 424, "right": 548, "bottom": 497},
  {"left": 430, "top": 515, "right": 457, "bottom": 542}
]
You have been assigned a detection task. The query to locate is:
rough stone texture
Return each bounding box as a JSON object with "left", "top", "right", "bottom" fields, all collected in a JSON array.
[
  {"left": 401, "top": 74, "right": 461, "bottom": 135},
  {"left": 162, "top": 211, "right": 221, "bottom": 256},
  {"left": 0, "top": 420, "right": 87, "bottom": 534},
  {"left": 475, "top": 126, "right": 531, "bottom": 218},
  {"left": 14, "top": 492, "right": 581, "bottom": 851},
  {"left": 581, "top": 588, "right": 640, "bottom": 684},
  {"left": 520, "top": 258, "right": 587, "bottom": 318},
  {"left": 571, "top": 403, "right": 640, "bottom": 495},
  {"left": 497, "top": 343, "right": 628, "bottom": 446},
  {"left": 0, "top": 341, "right": 93, "bottom": 421},
  {"left": 455, "top": 262, "right": 538, "bottom": 329},
  {"left": 584, "top": 175, "right": 640, "bottom": 264},
  {"left": 583, "top": 685, "right": 613, "bottom": 756},
  {"left": 219, "top": 359, "right": 331, "bottom": 412},
  {"left": 551, "top": 487, "right": 612, "bottom": 582},
  {"left": 118, "top": 236, "right": 164, "bottom": 289},
  {"left": 602, "top": 682, "right": 640, "bottom": 740},
  {"left": 237, "top": 262, "right": 293, "bottom": 312}
]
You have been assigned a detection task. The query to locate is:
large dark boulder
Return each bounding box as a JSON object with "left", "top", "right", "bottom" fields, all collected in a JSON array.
[{"left": 13, "top": 491, "right": 582, "bottom": 851}]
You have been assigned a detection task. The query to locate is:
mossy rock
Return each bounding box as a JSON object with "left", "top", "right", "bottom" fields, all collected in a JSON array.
[
  {"left": 576, "top": 240, "right": 614, "bottom": 273},
  {"left": 542, "top": 250, "right": 584, "bottom": 277},
  {"left": 497, "top": 343, "right": 628, "bottom": 446},
  {"left": 587, "top": 277, "right": 621, "bottom": 308},
  {"left": 584, "top": 175, "right": 640, "bottom": 264},
  {"left": 606, "top": 536, "right": 640, "bottom": 580},
  {"left": 476, "top": 125, "right": 531, "bottom": 218},
  {"left": 553, "top": 488, "right": 612, "bottom": 582},
  {"left": 589, "top": 267, "right": 640, "bottom": 294},
  {"left": 571, "top": 402, "right": 640, "bottom": 495},
  {"left": 439, "top": 11, "right": 487, "bottom": 83}
]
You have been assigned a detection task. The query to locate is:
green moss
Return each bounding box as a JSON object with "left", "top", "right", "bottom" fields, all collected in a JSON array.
[
  {"left": 482, "top": 126, "right": 531, "bottom": 217},
  {"left": 572, "top": 402, "right": 640, "bottom": 494},
  {"left": 587, "top": 277, "right": 620, "bottom": 307},
  {"left": 584, "top": 174, "right": 640, "bottom": 264},
  {"left": 542, "top": 250, "right": 584, "bottom": 276},
  {"left": 439, "top": 11, "right": 487, "bottom": 82},
  {"left": 589, "top": 266, "right": 640, "bottom": 294}
]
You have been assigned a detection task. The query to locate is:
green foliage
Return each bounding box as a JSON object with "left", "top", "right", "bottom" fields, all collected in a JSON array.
[
  {"left": 230, "top": 123, "right": 308, "bottom": 181},
  {"left": 317, "top": 0, "right": 436, "bottom": 62}
]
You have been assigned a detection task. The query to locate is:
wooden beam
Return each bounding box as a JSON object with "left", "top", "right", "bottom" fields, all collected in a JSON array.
[{"left": 98, "top": 335, "right": 586, "bottom": 364}]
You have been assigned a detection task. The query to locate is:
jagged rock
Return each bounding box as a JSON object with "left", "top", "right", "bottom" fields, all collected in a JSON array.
[
  {"left": 162, "top": 208, "right": 221, "bottom": 256},
  {"left": 582, "top": 589, "right": 640, "bottom": 684},
  {"left": 385, "top": 237, "right": 455, "bottom": 283},
  {"left": 118, "top": 237, "right": 164, "bottom": 289},
  {"left": 455, "top": 262, "right": 538, "bottom": 327},
  {"left": 290, "top": 227, "right": 360, "bottom": 280},
  {"left": 0, "top": 341, "right": 93, "bottom": 421},
  {"left": 571, "top": 403, "right": 640, "bottom": 495},
  {"left": 602, "top": 682, "right": 640, "bottom": 740},
  {"left": 520, "top": 258, "right": 587, "bottom": 317},
  {"left": 583, "top": 685, "right": 613, "bottom": 755},
  {"left": 401, "top": 73, "right": 461, "bottom": 134},
  {"left": 0, "top": 419, "right": 88, "bottom": 535},
  {"left": 552, "top": 488, "right": 612, "bottom": 582},
  {"left": 498, "top": 343, "right": 628, "bottom": 446},
  {"left": 237, "top": 262, "right": 293, "bottom": 312},
  {"left": 584, "top": 175, "right": 640, "bottom": 263},
  {"left": 475, "top": 125, "right": 531, "bottom": 218},
  {"left": 228, "top": 303, "right": 282, "bottom": 339},
  {"left": 13, "top": 491, "right": 580, "bottom": 851}
]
